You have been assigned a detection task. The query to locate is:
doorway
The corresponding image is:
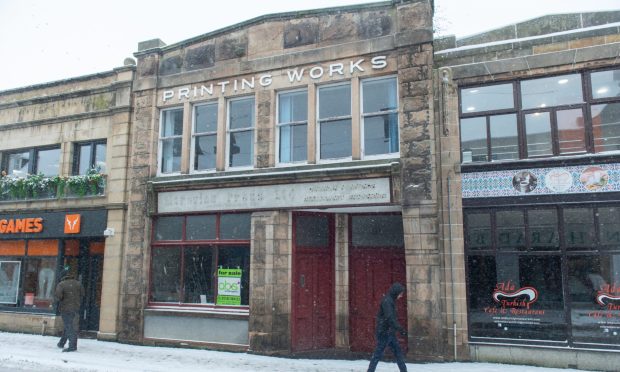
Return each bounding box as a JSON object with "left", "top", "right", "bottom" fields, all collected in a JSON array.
[
  {"left": 292, "top": 212, "right": 334, "bottom": 351},
  {"left": 64, "top": 239, "right": 104, "bottom": 333}
]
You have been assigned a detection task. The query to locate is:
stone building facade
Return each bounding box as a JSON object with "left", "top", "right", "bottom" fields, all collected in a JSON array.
[
  {"left": 0, "top": 66, "right": 134, "bottom": 340},
  {"left": 435, "top": 10, "right": 620, "bottom": 372},
  {"left": 119, "top": 0, "right": 466, "bottom": 361}
]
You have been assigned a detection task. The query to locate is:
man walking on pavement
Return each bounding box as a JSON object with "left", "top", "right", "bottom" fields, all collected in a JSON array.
[
  {"left": 367, "top": 282, "right": 408, "bottom": 372},
  {"left": 54, "top": 266, "right": 84, "bottom": 352}
]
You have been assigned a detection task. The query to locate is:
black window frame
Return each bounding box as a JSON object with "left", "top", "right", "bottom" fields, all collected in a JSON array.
[
  {"left": 72, "top": 140, "right": 107, "bottom": 176},
  {"left": 2, "top": 145, "right": 61, "bottom": 177}
]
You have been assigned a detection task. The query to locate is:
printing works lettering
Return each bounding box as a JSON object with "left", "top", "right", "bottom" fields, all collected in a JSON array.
[
  {"left": 0, "top": 218, "right": 43, "bottom": 234},
  {"left": 162, "top": 56, "right": 388, "bottom": 102}
]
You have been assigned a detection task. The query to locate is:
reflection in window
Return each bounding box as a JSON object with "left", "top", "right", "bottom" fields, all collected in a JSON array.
[
  {"left": 490, "top": 114, "right": 518, "bottom": 160},
  {"left": 557, "top": 109, "right": 586, "bottom": 154},
  {"left": 160, "top": 108, "right": 183, "bottom": 174},
  {"left": 154, "top": 216, "right": 184, "bottom": 241},
  {"left": 598, "top": 207, "right": 620, "bottom": 248},
  {"left": 591, "top": 69, "right": 620, "bottom": 99},
  {"left": 319, "top": 84, "right": 351, "bottom": 160},
  {"left": 150, "top": 247, "right": 181, "bottom": 302},
  {"left": 528, "top": 209, "right": 559, "bottom": 251},
  {"left": 74, "top": 141, "right": 106, "bottom": 175},
  {"left": 466, "top": 213, "right": 491, "bottom": 250},
  {"left": 564, "top": 208, "right": 596, "bottom": 250},
  {"left": 592, "top": 103, "right": 620, "bottom": 152},
  {"left": 183, "top": 246, "right": 214, "bottom": 304},
  {"left": 495, "top": 210, "right": 525, "bottom": 251},
  {"left": 278, "top": 90, "right": 308, "bottom": 164},
  {"left": 525, "top": 112, "right": 553, "bottom": 157},
  {"left": 362, "top": 77, "right": 399, "bottom": 156},
  {"left": 460, "top": 117, "right": 487, "bottom": 162},
  {"left": 228, "top": 97, "right": 254, "bottom": 168}
]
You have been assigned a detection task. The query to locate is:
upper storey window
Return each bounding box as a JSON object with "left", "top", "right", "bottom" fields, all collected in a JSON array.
[
  {"left": 192, "top": 102, "right": 218, "bottom": 172},
  {"left": 277, "top": 90, "right": 308, "bottom": 165},
  {"left": 73, "top": 140, "right": 106, "bottom": 175},
  {"left": 159, "top": 108, "right": 183, "bottom": 174},
  {"left": 318, "top": 83, "right": 352, "bottom": 161},
  {"left": 3, "top": 146, "right": 60, "bottom": 177},
  {"left": 361, "top": 76, "right": 399, "bottom": 157},
  {"left": 459, "top": 69, "right": 620, "bottom": 164},
  {"left": 227, "top": 97, "right": 255, "bottom": 169}
]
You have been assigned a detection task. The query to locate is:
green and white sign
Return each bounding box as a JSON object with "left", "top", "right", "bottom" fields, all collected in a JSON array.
[{"left": 217, "top": 268, "right": 242, "bottom": 305}]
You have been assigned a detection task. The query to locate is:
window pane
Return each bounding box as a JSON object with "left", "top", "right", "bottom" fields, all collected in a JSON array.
[
  {"left": 228, "top": 131, "right": 253, "bottom": 167},
  {"left": 363, "top": 77, "right": 397, "bottom": 113},
  {"left": 154, "top": 216, "right": 183, "bottom": 241},
  {"left": 195, "top": 104, "right": 218, "bottom": 133},
  {"left": 364, "top": 113, "right": 399, "bottom": 156},
  {"left": 0, "top": 261, "right": 21, "bottom": 304},
  {"left": 220, "top": 214, "right": 251, "bottom": 240},
  {"left": 320, "top": 119, "right": 351, "bottom": 159},
  {"left": 186, "top": 215, "right": 216, "bottom": 240},
  {"left": 194, "top": 135, "right": 217, "bottom": 170},
  {"left": 23, "top": 257, "right": 55, "bottom": 309},
  {"left": 229, "top": 98, "right": 255, "bottom": 130},
  {"left": 467, "top": 254, "right": 567, "bottom": 341},
  {"left": 77, "top": 143, "right": 91, "bottom": 175},
  {"left": 496, "top": 210, "right": 525, "bottom": 250},
  {"left": 521, "top": 74, "right": 583, "bottom": 109},
  {"left": 183, "top": 246, "right": 214, "bottom": 304},
  {"left": 162, "top": 109, "right": 183, "bottom": 137},
  {"left": 568, "top": 254, "right": 620, "bottom": 344},
  {"left": 564, "top": 208, "right": 596, "bottom": 250},
  {"left": 217, "top": 246, "right": 250, "bottom": 306},
  {"left": 7, "top": 151, "right": 30, "bottom": 177},
  {"left": 295, "top": 215, "right": 329, "bottom": 247},
  {"left": 528, "top": 209, "right": 559, "bottom": 251},
  {"left": 591, "top": 69, "right": 620, "bottom": 99},
  {"left": 279, "top": 91, "right": 307, "bottom": 123},
  {"left": 95, "top": 143, "right": 106, "bottom": 174},
  {"left": 151, "top": 247, "right": 181, "bottom": 302},
  {"left": 279, "top": 124, "right": 307, "bottom": 163},
  {"left": 161, "top": 138, "right": 182, "bottom": 173},
  {"left": 592, "top": 103, "right": 620, "bottom": 152},
  {"left": 351, "top": 215, "right": 404, "bottom": 247},
  {"left": 319, "top": 84, "right": 351, "bottom": 118},
  {"left": 466, "top": 213, "right": 491, "bottom": 250},
  {"left": 525, "top": 112, "right": 553, "bottom": 157},
  {"left": 460, "top": 117, "right": 487, "bottom": 162},
  {"left": 489, "top": 114, "right": 518, "bottom": 161},
  {"left": 461, "top": 84, "right": 514, "bottom": 113},
  {"left": 36, "top": 148, "right": 60, "bottom": 176},
  {"left": 598, "top": 207, "right": 620, "bottom": 248},
  {"left": 557, "top": 108, "right": 586, "bottom": 154}
]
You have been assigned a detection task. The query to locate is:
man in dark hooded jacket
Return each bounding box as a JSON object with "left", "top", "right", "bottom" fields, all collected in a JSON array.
[
  {"left": 54, "top": 267, "right": 84, "bottom": 352},
  {"left": 367, "top": 282, "right": 408, "bottom": 372}
]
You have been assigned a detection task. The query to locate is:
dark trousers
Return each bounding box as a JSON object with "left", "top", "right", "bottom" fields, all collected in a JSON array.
[
  {"left": 58, "top": 311, "right": 79, "bottom": 349},
  {"left": 367, "top": 332, "right": 407, "bottom": 372}
]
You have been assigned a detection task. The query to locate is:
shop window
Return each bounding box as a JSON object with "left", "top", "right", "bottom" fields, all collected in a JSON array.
[
  {"left": 295, "top": 214, "right": 330, "bottom": 247},
  {"left": 318, "top": 83, "right": 352, "bottom": 160},
  {"left": 496, "top": 210, "right": 525, "bottom": 251},
  {"left": 151, "top": 213, "right": 251, "bottom": 307},
  {"left": 73, "top": 140, "right": 106, "bottom": 175},
  {"left": 227, "top": 97, "right": 254, "bottom": 169},
  {"left": 3, "top": 146, "right": 60, "bottom": 177},
  {"left": 361, "top": 77, "right": 399, "bottom": 157},
  {"left": 458, "top": 69, "right": 620, "bottom": 163},
  {"left": 0, "top": 239, "right": 58, "bottom": 310},
  {"left": 277, "top": 90, "right": 308, "bottom": 164},
  {"left": 465, "top": 212, "right": 491, "bottom": 250},
  {"left": 192, "top": 102, "right": 218, "bottom": 172},
  {"left": 564, "top": 208, "right": 596, "bottom": 250},
  {"left": 159, "top": 108, "right": 183, "bottom": 174},
  {"left": 351, "top": 214, "right": 404, "bottom": 247},
  {"left": 528, "top": 209, "right": 559, "bottom": 251}
]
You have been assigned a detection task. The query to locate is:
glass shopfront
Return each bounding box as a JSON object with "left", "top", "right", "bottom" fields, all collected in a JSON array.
[{"left": 465, "top": 204, "right": 620, "bottom": 348}]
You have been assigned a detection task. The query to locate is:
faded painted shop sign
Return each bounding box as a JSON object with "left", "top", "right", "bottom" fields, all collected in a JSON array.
[
  {"left": 157, "top": 178, "right": 391, "bottom": 213},
  {"left": 161, "top": 56, "right": 388, "bottom": 102}
]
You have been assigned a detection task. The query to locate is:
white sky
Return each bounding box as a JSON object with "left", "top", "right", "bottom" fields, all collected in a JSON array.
[
  {"left": 0, "top": 331, "right": 588, "bottom": 372},
  {"left": 0, "top": 0, "right": 618, "bottom": 91}
]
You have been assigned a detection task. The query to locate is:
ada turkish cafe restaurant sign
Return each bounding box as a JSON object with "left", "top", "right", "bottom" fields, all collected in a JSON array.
[{"left": 0, "top": 210, "right": 107, "bottom": 239}]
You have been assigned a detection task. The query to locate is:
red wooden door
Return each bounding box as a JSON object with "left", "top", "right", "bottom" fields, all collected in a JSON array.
[
  {"left": 350, "top": 247, "right": 407, "bottom": 352},
  {"left": 292, "top": 213, "right": 334, "bottom": 351}
]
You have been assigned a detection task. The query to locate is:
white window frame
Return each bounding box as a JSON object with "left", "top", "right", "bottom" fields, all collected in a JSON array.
[
  {"left": 158, "top": 107, "right": 184, "bottom": 176},
  {"left": 190, "top": 101, "right": 218, "bottom": 174},
  {"left": 360, "top": 75, "right": 400, "bottom": 160},
  {"left": 276, "top": 88, "right": 308, "bottom": 167},
  {"left": 316, "top": 82, "right": 353, "bottom": 163},
  {"left": 225, "top": 96, "right": 255, "bottom": 171}
]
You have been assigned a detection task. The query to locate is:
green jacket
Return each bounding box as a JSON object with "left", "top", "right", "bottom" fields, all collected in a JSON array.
[{"left": 54, "top": 276, "right": 84, "bottom": 313}]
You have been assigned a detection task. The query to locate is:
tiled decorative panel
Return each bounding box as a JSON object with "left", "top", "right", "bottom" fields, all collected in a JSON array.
[{"left": 462, "top": 163, "right": 620, "bottom": 198}]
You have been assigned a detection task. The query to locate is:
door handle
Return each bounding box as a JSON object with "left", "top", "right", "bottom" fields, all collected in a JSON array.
[{"left": 300, "top": 274, "right": 305, "bottom": 288}]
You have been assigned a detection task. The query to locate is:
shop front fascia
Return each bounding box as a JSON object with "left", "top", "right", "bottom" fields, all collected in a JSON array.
[{"left": 0, "top": 209, "right": 108, "bottom": 336}]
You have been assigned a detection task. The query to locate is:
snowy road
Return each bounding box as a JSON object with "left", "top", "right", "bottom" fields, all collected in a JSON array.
[{"left": 0, "top": 331, "right": 593, "bottom": 372}]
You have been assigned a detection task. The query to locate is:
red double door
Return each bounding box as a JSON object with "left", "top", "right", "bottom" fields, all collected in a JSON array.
[{"left": 291, "top": 213, "right": 406, "bottom": 353}]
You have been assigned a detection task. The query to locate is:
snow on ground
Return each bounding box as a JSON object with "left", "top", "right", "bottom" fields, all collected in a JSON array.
[{"left": 0, "top": 331, "right": 593, "bottom": 372}]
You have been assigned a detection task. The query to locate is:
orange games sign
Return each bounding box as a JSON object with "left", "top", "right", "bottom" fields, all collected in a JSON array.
[{"left": 0, "top": 218, "right": 43, "bottom": 234}]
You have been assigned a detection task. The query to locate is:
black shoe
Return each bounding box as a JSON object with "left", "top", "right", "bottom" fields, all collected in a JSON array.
[
  {"left": 62, "top": 348, "right": 77, "bottom": 352},
  {"left": 57, "top": 342, "right": 64, "bottom": 349}
]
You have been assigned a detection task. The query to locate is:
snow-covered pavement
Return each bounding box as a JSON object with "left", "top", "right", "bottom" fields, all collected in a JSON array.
[{"left": 0, "top": 331, "right": 592, "bottom": 372}]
